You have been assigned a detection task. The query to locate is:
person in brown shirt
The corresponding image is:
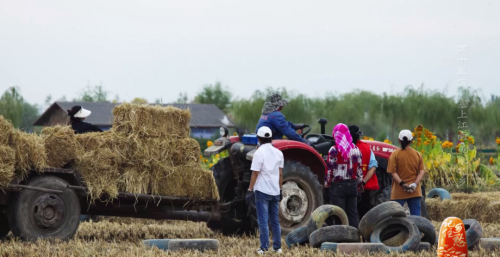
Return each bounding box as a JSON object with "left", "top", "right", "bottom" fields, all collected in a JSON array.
[{"left": 387, "top": 129, "right": 425, "bottom": 216}]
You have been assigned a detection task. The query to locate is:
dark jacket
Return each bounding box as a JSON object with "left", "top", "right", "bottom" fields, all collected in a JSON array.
[
  {"left": 71, "top": 120, "right": 103, "bottom": 134},
  {"left": 255, "top": 111, "right": 306, "bottom": 143}
]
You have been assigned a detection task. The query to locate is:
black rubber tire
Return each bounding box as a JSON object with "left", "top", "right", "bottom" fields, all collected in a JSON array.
[
  {"left": 306, "top": 205, "right": 348, "bottom": 237},
  {"left": 320, "top": 242, "right": 338, "bottom": 252},
  {"left": 359, "top": 201, "right": 407, "bottom": 240},
  {"left": 336, "top": 243, "right": 389, "bottom": 254},
  {"left": 463, "top": 219, "right": 483, "bottom": 250},
  {"left": 370, "top": 217, "right": 420, "bottom": 252},
  {"left": 381, "top": 227, "right": 409, "bottom": 247},
  {"left": 285, "top": 226, "right": 308, "bottom": 248},
  {"left": 479, "top": 238, "right": 500, "bottom": 251},
  {"left": 7, "top": 175, "right": 80, "bottom": 242},
  {"left": 418, "top": 242, "right": 431, "bottom": 252},
  {"left": 427, "top": 188, "right": 451, "bottom": 201},
  {"left": 0, "top": 212, "right": 9, "bottom": 239},
  {"left": 309, "top": 225, "right": 360, "bottom": 248},
  {"left": 168, "top": 239, "right": 219, "bottom": 252},
  {"left": 143, "top": 239, "right": 171, "bottom": 250},
  {"left": 407, "top": 215, "right": 436, "bottom": 245},
  {"left": 207, "top": 158, "right": 251, "bottom": 235},
  {"left": 250, "top": 160, "right": 323, "bottom": 236}
]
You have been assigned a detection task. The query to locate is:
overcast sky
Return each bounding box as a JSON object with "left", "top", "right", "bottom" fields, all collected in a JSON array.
[{"left": 1, "top": 0, "right": 498, "bottom": 106}]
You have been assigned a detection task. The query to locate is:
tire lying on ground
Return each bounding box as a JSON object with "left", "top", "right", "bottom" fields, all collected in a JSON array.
[
  {"left": 426, "top": 188, "right": 451, "bottom": 201},
  {"left": 309, "top": 225, "right": 360, "bottom": 248},
  {"left": 479, "top": 238, "right": 500, "bottom": 251},
  {"left": 370, "top": 217, "right": 420, "bottom": 252},
  {"left": 418, "top": 242, "right": 431, "bottom": 252},
  {"left": 143, "top": 239, "right": 171, "bottom": 251},
  {"left": 359, "top": 201, "right": 407, "bottom": 240},
  {"left": 320, "top": 242, "right": 338, "bottom": 252},
  {"left": 336, "top": 243, "right": 389, "bottom": 254},
  {"left": 306, "top": 205, "right": 348, "bottom": 237},
  {"left": 407, "top": 215, "right": 437, "bottom": 245},
  {"left": 380, "top": 225, "right": 409, "bottom": 247},
  {"left": 168, "top": 239, "right": 219, "bottom": 252},
  {"left": 285, "top": 226, "right": 308, "bottom": 248},
  {"left": 463, "top": 219, "right": 483, "bottom": 250}
]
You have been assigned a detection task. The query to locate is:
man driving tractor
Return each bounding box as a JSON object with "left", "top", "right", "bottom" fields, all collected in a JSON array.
[{"left": 256, "top": 92, "right": 308, "bottom": 144}]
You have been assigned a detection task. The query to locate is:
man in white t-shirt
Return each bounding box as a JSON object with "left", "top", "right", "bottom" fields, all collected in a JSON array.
[{"left": 247, "top": 126, "right": 284, "bottom": 254}]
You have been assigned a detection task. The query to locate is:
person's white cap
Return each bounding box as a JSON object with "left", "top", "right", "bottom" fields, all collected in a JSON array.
[
  {"left": 399, "top": 129, "right": 413, "bottom": 141},
  {"left": 74, "top": 107, "right": 92, "bottom": 118},
  {"left": 257, "top": 126, "right": 272, "bottom": 138}
]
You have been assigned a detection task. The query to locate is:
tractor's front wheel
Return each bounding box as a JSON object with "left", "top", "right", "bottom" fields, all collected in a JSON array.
[{"left": 248, "top": 160, "right": 323, "bottom": 235}]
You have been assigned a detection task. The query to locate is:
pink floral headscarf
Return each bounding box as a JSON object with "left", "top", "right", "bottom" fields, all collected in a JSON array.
[{"left": 333, "top": 123, "right": 355, "bottom": 160}]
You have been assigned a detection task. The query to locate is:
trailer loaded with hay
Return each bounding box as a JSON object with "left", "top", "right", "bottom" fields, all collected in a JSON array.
[{"left": 0, "top": 104, "right": 223, "bottom": 242}]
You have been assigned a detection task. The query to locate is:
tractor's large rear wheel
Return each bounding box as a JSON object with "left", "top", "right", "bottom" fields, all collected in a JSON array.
[
  {"left": 248, "top": 160, "right": 323, "bottom": 235},
  {"left": 207, "top": 158, "right": 251, "bottom": 235}
]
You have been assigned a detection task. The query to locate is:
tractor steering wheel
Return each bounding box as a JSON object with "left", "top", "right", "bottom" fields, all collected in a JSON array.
[{"left": 298, "top": 125, "right": 311, "bottom": 137}]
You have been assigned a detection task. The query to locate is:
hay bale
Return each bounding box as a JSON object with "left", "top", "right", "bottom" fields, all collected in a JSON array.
[
  {"left": 0, "top": 116, "right": 15, "bottom": 145},
  {"left": 75, "top": 131, "right": 130, "bottom": 160},
  {"left": 42, "top": 125, "right": 79, "bottom": 168},
  {"left": 119, "top": 166, "right": 152, "bottom": 195},
  {"left": 0, "top": 145, "right": 15, "bottom": 187},
  {"left": 427, "top": 195, "right": 500, "bottom": 223},
  {"left": 75, "top": 148, "right": 121, "bottom": 201},
  {"left": 112, "top": 104, "right": 191, "bottom": 138},
  {"left": 10, "top": 131, "right": 47, "bottom": 177},
  {"left": 157, "top": 166, "right": 219, "bottom": 200}
]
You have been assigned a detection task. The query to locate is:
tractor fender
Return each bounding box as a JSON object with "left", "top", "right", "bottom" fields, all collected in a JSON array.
[
  {"left": 272, "top": 140, "right": 326, "bottom": 183},
  {"left": 361, "top": 140, "right": 398, "bottom": 160}
]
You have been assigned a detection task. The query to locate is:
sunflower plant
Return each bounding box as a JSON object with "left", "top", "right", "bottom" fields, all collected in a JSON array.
[
  {"left": 201, "top": 141, "right": 229, "bottom": 169},
  {"left": 412, "top": 125, "right": 455, "bottom": 186}
]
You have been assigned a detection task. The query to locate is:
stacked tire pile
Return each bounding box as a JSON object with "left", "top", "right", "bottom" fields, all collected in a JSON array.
[
  {"left": 359, "top": 201, "right": 436, "bottom": 253},
  {"left": 286, "top": 202, "right": 436, "bottom": 254}
]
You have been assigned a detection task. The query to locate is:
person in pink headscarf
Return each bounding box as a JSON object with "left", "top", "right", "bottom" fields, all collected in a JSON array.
[{"left": 324, "top": 123, "right": 364, "bottom": 228}]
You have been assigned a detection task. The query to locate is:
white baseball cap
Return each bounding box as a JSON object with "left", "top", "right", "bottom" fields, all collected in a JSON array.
[
  {"left": 74, "top": 107, "right": 92, "bottom": 118},
  {"left": 399, "top": 129, "right": 413, "bottom": 141},
  {"left": 257, "top": 126, "right": 272, "bottom": 138}
]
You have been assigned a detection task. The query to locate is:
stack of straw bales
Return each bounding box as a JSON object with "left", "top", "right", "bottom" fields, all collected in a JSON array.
[{"left": 0, "top": 104, "right": 219, "bottom": 202}]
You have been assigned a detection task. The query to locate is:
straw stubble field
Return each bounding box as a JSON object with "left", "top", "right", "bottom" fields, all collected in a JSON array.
[
  {"left": 1, "top": 218, "right": 500, "bottom": 257},
  {"left": 3, "top": 192, "right": 500, "bottom": 256}
]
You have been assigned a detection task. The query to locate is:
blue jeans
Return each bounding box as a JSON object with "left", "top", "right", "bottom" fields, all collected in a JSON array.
[
  {"left": 394, "top": 197, "right": 421, "bottom": 216},
  {"left": 255, "top": 190, "right": 281, "bottom": 250}
]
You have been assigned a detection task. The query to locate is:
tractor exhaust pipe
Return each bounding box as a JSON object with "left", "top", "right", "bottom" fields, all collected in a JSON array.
[{"left": 318, "top": 118, "right": 328, "bottom": 135}]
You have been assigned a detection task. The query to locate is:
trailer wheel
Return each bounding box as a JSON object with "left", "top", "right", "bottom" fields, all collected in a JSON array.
[
  {"left": 0, "top": 212, "right": 9, "bottom": 239},
  {"left": 7, "top": 175, "right": 80, "bottom": 241}
]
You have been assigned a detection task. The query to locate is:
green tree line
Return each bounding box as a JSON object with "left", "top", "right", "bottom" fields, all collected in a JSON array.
[
  {"left": 1, "top": 83, "right": 499, "bottom": 148},
  {"left": 229, "top": 86, "right": 500, "bottom": 147}
]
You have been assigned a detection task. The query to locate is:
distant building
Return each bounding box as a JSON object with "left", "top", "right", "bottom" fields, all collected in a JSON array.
[{"left": 34, "top": 102, "right": 235, "bottom": 139}]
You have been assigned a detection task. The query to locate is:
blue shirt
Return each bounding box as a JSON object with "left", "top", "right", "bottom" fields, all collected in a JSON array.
[
  {"left": 255, "top": 111, "right": 306, "bottom": 143},
  {"left": 369, "top": 150, "right": 378, "bottom": 170}
]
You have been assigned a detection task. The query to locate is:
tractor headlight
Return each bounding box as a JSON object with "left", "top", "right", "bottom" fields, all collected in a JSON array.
[{"left": 220, "top": 126, "right": 229, "bottom": 137}]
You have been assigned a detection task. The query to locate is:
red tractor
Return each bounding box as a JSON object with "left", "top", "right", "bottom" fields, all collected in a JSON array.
[{"left": 205, "top": 119, "right": 428, "bottom": 235}]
